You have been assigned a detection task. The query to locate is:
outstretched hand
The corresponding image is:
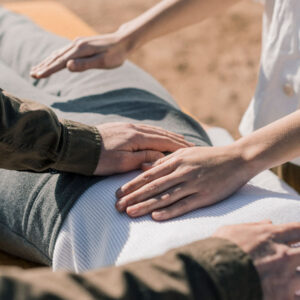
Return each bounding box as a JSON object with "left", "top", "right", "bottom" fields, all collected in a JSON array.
[
  {"left": 93, "top": 123, "right": 194, "bottom": 176},
  {"left": 115, "top": 145, "right": 252, "bottom": 220},
  {"left": 214, "top": 220, "right": 300, "bottom": 300},
  {"left": 30, "top": 32, "right": 131, "bottom": 78}
]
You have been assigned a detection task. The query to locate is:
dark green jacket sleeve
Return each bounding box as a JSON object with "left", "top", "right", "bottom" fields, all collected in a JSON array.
[
  {"left": 0, "top": 238, "right": 262, "bottom": 300},
  {"left": 0, "top": 89, "right": 101, "bottom": 175}
]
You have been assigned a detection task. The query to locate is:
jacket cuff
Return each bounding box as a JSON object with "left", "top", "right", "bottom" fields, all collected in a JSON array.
[
  {"left": 54, "top": 120, "right": 102, "bottom": 176},
  {"left": 186, "top": 237, "right": 263, "bottom": 300}
]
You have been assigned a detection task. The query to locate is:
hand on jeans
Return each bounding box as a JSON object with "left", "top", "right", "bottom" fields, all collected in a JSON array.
[
  {"left": 214, "top": 220, "right": 300, "bottom": 300},
  {"left": 115, "top": 145, "right": 251, "bottom": 220},
  {"left": 30, "top": 31, "right": 131, "bottom": 78},
  {"left": 93, "top": 123, "right": 194, "bottom": 176}
]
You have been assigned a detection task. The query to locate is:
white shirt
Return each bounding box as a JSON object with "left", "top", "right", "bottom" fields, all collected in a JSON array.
[{"left": 240, "top": 0, "right": 300, "bottom": 165}]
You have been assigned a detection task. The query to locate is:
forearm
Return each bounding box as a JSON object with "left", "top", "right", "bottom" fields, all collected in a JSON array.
[
  {"left": 0, "top": 238, "right": 261, "bottom": 300},
  {"left": 235, "top": 110, "right": 300, "bottom": 176},
  {"left": 119, "top": 0, "right": 240, "bottom": 52},
  {"left": 0, "top": 90, "right": 101, "bottom": 175}
]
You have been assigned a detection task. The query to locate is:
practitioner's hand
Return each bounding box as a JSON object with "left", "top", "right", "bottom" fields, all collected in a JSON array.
[
  {"left": 93, "top": 123, "right": 194, "bottom": 176},
  {"left": 115, "top": 145, "right": 252, "bottom": 220},
  {"left": 30, "top": 31, "right": 132, "bottom": 78},
  {"left": 213, "top": 220, "right": 300, "bottom": 300}
]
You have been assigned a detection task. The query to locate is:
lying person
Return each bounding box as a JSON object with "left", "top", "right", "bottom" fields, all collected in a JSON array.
[
  {"left": 0, "top": 6, "right": 299, "bottom": 299},
  {"left": 32, "top": 0, "right": 300, "bottom": 215}
]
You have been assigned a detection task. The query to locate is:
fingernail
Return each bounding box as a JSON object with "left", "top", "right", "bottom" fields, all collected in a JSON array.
[
  {"left": 116, "top": 201, "right": 125, "bottom": 211},
  {"left": 142, "top": 163, "right": 153, "bottom": 170},
  {"left": 116, "top": 188, "right": 123, "bottom": 198},
  {"left": 152, "top": 212, "right": 163, "bottom": 220},
  {"left": 127, "top": 208, "right": 139, "bottom": 217},
  {"left": 296, "top": 266, "right": 300, "bottom": 273},
  {"left": 295, "top": 290, "right": 300, "bottom": 297}
]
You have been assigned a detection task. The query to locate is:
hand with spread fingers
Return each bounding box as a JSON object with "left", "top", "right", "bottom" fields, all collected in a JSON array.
[
  {"left": 213, "top": 220, "right": 300, "bottom": 300},
  {"left": 30, "top": 31, "right": 132, "bottom": 78},
  {"left": 115, "top": 145, "right": 251, "bottom": 220},
  {"left": 94, "top": 123, "right": 194, "bottom": 176}
]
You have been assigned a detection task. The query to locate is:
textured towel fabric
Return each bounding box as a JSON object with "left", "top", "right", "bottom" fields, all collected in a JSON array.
[{"left": 53, "top": 128, "right": 300, "bottom": 272}]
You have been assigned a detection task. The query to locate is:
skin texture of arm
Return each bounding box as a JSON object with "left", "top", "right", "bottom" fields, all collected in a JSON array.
[
  {"left": 0, "top": 90, "right": 192, "bottom": 175},
  {"left": 30, "top": 0, "right": 240, "bottom": 77},
  {"left": 115, "top": 110, "right": 300, "bottom": 220}
]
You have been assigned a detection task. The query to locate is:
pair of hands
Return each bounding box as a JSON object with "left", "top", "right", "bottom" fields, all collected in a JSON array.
[
  {"left": 214, "top": 220, "right": 300, "bottom": 300},
  {"left": 95, "top": 125, "right": 249, "bottom": 221},
  {"left": 30, "top": 33, "right": 250, "bottom": 220},
  {"left": 31, "top": 32, "right": 300, "bottom": 300}
]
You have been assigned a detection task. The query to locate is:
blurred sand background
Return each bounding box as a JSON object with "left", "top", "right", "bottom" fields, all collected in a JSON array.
[{"left": 1, "top": 0, "right": 263, "bottom": 138}]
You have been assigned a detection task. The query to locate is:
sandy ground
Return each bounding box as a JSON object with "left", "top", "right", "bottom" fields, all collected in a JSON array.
[{"left": 0, "top": 0, "right": 263, "bottom": 267}]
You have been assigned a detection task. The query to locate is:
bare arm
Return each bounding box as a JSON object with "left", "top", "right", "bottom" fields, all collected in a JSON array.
[
  {"left": 119, "top": 0, "right": 240, "bottom": 51},
  {"left": 236, "top": 110, "right": 300, "bottom": 176},
  {"left": 31, "top": 0, "right": 240, "bottom": 77},
  {"left": 116, "top": 110, "right": 300, "bottom": 220}
]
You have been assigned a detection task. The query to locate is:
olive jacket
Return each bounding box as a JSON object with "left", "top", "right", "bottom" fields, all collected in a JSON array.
[{"left": 0, "top": 90, "right": 262, "bottom": 300}]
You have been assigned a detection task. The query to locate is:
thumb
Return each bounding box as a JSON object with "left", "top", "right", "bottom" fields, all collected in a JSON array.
[
  {"left": 142, "top": 154, "right": 170, "bottom": 171},
  {"left": 67, "top": 55, "right": 101, "bottom": 72},
  {"left": 130, "top": 151, "right": 164, "bottom": 170}
]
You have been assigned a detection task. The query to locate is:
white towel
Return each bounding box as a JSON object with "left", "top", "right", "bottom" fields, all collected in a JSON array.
[{"left": 53, "top": 128, "right": 300, "bottom": 272}]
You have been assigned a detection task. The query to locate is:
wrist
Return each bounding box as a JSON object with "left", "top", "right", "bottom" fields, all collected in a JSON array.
[
  {"left": 116, "top": 19, "right": 150, "bottom": 54},
  {"left": 232, "top": 138, "right": 270, "bottom": 179},
  {"left": 54, "top": 120, "right": 102, "bottom": 176}
]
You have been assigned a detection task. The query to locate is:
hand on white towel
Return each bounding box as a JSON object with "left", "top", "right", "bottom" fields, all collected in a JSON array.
[
  {"left": 93, "top": 122, "right": 194, "bottom": 176},
  {"left": 116, "top": 145, "right": 251, "bottom": 220},
  {"left": 214, "top": 220, "right": 300, "bottom": 300}
]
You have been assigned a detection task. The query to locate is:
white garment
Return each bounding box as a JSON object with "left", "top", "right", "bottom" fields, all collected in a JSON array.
[
  {"left": 53, "top": 127, "right": 300, "bottom": 272},
  {"left": 240, "top": 0, "right": 300, "bottom": 165}
]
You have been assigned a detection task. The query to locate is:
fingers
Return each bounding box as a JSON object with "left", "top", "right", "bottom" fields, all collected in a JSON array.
[
  {"left": 139, "top": 133, "right": 193, "bottom": 152},
  {"left": 116, "top": 172, "right": 182, "bottom": 211},
  {"left": 142, "top": 155, "right": 173, "bottom": 171},
  {"left": 32, "top": 43, "right": 74, "bottom": 71},
  {"left": 139, "top": 132, "right": 193, "bottom": 149},
  {"left": 120, "top": 150, "right": 164, "bottom": 173},
  {"left": 137, "top": 124, "right": 186, "bottom": 140},
  {"left": 31, "top": 40, "right": 96, "bottom": 78},
  {"left": 152, "top": 194, "right": 200, "bottom": 221},
  {"left": 31, "top": 43, "right": 75, "bottom": 78},
  {"left": 126, "top": 183, "right": 192, "bottom": 218},
  {"left": 273, "top": 223, "right": 300, "bottom": 244},
  {"left": 293, "top": 276, "right": 300, "bottom": 300},
  {"left": 116, "top": 158, "right": 175, "bottom": 198},
  {"left": 67, "top": 53, "right": 106, "bottom": 72},
  {"left": 293, "top": 266, "right": 300, "bottom": 299},
  {"left": 287, "top": 247, "right": 300, "bottom": 266},
  {"left": 133, "top": 124, "right": 195, "bottom": 149}
]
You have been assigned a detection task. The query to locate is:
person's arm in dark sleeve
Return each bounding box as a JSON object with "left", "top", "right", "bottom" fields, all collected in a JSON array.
[
  {"left": 0, "top": 89, "right": 101, "bottom": 175},
  {"left": 0, "top": 238, "right": 262, "bottom": 300}
]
